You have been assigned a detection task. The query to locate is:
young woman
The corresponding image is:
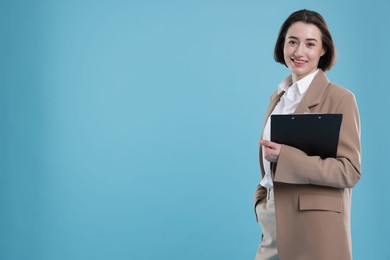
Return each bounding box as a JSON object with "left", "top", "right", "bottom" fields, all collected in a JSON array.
[{"left": 254, "top": 9, "right": 361, "bottom": 260}]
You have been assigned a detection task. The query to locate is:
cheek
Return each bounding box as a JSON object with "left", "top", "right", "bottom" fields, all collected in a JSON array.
[
  {"left": 283, "top": 49, "right": 295, "bottom": 65},
  {"left": 283, "top": 46, "right": 291, "bottom": 56},
  {"left": 283, "top": 48, "right": 291, "bottom": 60},
  {"left": 283, "top": 52, "right": 290, "bottom": 65},
  {"left": 310, "top": 49, "right": 324, "bottom": 61}
]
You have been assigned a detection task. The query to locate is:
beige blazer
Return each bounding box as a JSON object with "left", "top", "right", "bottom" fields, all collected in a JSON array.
[{"left": 254, "top": 70, "right": 361, "bottom": 260}]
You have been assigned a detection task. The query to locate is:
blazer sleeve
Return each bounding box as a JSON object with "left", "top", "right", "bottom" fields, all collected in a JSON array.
[{"left": 272, "top": 92, "right": 361, "bottom": 188}]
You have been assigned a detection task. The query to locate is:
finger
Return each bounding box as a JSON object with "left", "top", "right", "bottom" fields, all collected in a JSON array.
[
  {"left": 260, "top": 140, "right": 271, "bottom": 146},
  {"left": 263, "top": 140, "right": 278, "bottom": 149},
  {"left": 265, "top": 147, "right": 274, "bottom": 157}
]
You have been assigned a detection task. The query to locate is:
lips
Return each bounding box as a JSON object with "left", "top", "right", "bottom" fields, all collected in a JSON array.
[{"left": 291, "top": 58, "right": 307, "bottom": 66}]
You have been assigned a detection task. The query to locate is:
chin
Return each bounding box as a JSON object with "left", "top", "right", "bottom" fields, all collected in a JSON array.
[{"left": 291, "top": 69, "right": 307, "bottom": 75}]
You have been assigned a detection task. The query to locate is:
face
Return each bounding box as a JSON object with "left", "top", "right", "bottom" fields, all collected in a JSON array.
[{"left": 283, "top": 22, "right": 325, "bottom": 82}]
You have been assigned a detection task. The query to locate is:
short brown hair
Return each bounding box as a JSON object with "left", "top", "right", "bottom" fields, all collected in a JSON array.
[{"left": 274, "top": 9, "right": 336, "bottom": 71}]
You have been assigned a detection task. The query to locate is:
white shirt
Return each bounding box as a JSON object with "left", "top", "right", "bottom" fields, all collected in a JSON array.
[{"left": 260, "top": 69, "right": 319, "bottom": 188}]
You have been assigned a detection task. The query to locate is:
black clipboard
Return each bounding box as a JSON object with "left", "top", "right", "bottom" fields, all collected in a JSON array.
[{"left": 271, "top": 114, "right": 343, "bottom": 159}]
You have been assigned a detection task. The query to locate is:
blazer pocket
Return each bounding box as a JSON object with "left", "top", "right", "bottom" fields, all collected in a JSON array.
[{"left": 299, "top": 194, "right": 342, "bottom": 213}]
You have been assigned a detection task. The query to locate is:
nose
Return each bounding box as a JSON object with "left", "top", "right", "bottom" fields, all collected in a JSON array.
[{"left": 294, "top": 43, "right": 304, "bottom": 57}]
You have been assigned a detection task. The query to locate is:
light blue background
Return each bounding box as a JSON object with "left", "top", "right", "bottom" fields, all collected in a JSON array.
[{"left": 1, "top": 1, "right": 389, "bottom": 259}]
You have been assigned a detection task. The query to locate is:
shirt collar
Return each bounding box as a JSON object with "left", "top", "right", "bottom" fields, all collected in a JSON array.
[{"left": 277, "top": 69, "right": 319, "bottom": 95}]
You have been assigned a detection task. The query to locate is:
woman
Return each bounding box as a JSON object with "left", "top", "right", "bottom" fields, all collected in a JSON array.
[{"left": 254, "top": 9, "right": 361, "bottom": 260}]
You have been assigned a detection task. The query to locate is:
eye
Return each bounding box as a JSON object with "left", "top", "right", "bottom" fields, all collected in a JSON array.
[
  {"left": 307, "top": 42, "right": 316, "bottom": 47},
  {"left": 288, "top": 40, "right": 297, "bottom": 45}
]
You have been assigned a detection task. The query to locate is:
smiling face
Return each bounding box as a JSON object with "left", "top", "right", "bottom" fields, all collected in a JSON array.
[{"left": 283, "top": 22, "right": 326, "bottom": 82}]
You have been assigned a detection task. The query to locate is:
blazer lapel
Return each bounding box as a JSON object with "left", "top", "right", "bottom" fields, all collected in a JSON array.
[
  {"left": 261, "top": 90, "right": 285, "bottom": 139},
  {"left": 259, "top": 90, "right": 285, "bottom": 177},
  {"left": 294, "top": 70, "right": 331, "bottom": 113}
]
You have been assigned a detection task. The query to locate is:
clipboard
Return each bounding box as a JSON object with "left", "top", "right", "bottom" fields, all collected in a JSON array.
[{"left": 271, "top": 114, "right": 343, "bottom": 159}]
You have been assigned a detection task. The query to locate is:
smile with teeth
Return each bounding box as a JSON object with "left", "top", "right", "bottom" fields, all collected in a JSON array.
[{"left": 291, "top": 58, "right": 307, "bottom": 65}]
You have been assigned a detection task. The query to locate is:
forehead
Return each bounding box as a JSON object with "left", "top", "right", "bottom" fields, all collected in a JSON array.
[{"left": 286, "top": 22, "right": 322, "bottom": 40}]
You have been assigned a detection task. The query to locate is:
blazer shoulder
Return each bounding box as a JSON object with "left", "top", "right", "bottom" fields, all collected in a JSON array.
[
  {"left": 322, "top": 82, "right": 359, "bottom": 115},
  {"left": 325, "top": 82, "right": 356, "bottom": 103},
  {"left": 270, "top": 89, "right": 280, "bottom": 99}
]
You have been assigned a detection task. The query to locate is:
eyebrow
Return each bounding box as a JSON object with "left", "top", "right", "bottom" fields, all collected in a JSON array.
[{"left": 287, "top": 36, "right": 319, "bottom": 42}]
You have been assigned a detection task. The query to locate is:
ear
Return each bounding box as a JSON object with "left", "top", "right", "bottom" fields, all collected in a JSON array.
[{"left": 321, "top": 48, "right": 326, "bottom": 56}]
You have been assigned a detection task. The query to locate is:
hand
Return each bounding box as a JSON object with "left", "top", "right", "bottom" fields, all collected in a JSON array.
[{"left": 260, "top": 140, "right": 281, "bottom": 162}]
